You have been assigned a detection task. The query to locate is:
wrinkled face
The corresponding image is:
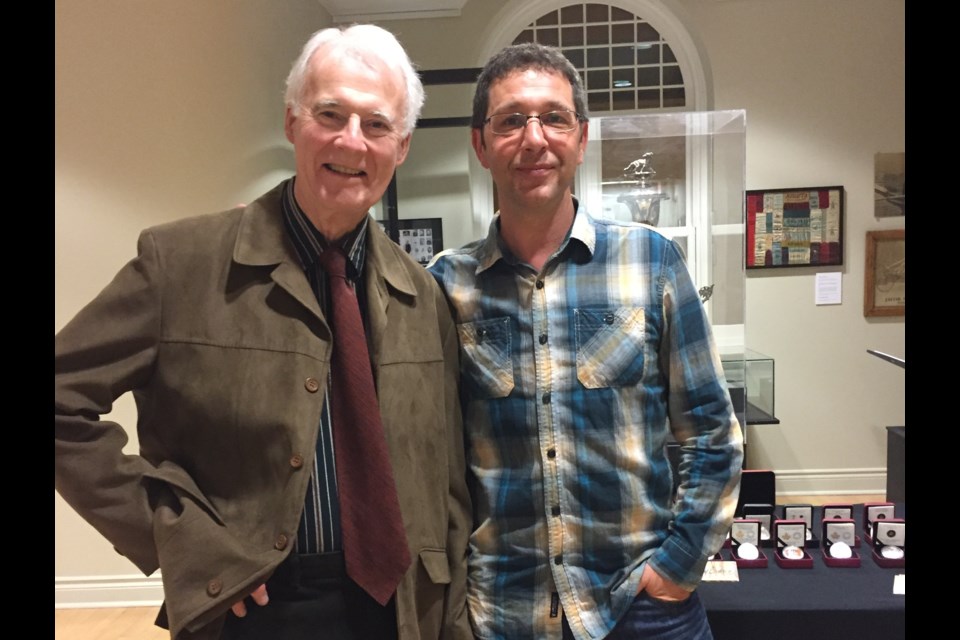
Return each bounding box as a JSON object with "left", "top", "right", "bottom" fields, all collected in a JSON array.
[
  {"left": 285, "top": 49, "right": 410, "bottom": 232},
  {"left": 472, "top": 69, "right": 588, "bottom": 214}
]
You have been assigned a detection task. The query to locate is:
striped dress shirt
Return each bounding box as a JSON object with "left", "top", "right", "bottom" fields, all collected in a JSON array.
[{"left": 279, "top": 177, "right": 371, "bottom": 555}]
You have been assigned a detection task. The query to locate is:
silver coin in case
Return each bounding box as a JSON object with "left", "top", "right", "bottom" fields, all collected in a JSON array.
[
  {"left": 781, "top": 545, "right": 804, "bottom": 560},
  {"left": 737, "top": 542, "right": 760, "bottom": 560},
  {"left": 828, "top": 541, "right": 853, "bottom": 559},
  {"left": 880, "top": 545, "right": 904, "bottom": 560}
]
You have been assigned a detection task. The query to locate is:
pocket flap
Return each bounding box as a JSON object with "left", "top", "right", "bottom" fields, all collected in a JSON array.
[{"left": 418, "top": 548, "right": 451, "bottom": 585}]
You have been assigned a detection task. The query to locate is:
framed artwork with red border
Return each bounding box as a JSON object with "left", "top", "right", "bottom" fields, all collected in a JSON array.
[{"left": 746, "top": 186, "right": 844, "bottom": 269}]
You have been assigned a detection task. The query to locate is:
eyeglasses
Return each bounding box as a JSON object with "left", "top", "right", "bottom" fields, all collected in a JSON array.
[{"left": 483, "top": 110, "right": 582, "bottom": 135}]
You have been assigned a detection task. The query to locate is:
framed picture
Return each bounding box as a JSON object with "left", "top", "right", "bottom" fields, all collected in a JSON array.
[
  {"left": 864, "top": 229, "right": 905, "bottom": 317},
  {"left": 874, "top": 152, "right": 905, "bottom": 218},
  {"left": 746, "top": 186, "right": 844, "bottom": 269},
  {"left": 380, "top": 218, "right": 444, "bottom": 266}
]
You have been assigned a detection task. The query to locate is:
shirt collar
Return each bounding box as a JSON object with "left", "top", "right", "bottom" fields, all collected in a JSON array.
[
  {"left": 477, "top": 196, "right": 595, "bottom": 274},
  {"left": 281, "top": 177, "right": 368, "bottom": 280}
]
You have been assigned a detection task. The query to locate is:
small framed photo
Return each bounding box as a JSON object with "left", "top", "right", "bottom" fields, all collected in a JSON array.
[
  {"left": 864, "top": 229, "right": 905, "bottom": 317},
  {"left": 380, "top": 218, "right": 444, "bottom": 266}
]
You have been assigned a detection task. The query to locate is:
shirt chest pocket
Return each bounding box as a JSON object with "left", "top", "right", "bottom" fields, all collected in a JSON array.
[
  {"left": 457, "top": 317, "right": 514, "bottom": 399},
  {"left": 575, "top": 307, "right": 646, "bottom": 389}
]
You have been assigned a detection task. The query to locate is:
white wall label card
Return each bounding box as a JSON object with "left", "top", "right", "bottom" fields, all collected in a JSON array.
[
  {"left": 701, "top": 561, "right": 740, "bottom": 582},
  {"left": 815, "top": 272, "right": 842, "bottom": 305}
]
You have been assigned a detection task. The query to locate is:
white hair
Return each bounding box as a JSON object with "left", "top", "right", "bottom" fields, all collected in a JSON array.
[{"left": 284, "top": 24, "right": 425, "bottom": 136}]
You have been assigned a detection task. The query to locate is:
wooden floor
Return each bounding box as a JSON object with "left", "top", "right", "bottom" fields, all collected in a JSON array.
[{"left": 55, "top": 493, "right": 885, "bottom": 640}]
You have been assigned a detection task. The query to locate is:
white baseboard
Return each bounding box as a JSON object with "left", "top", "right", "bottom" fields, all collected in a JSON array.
[
  {"left": 770, "top": 467, "right": 887, "bottom": 497},
  {"left": 54, "top": 575, "right": 163, "bottom": 609}
]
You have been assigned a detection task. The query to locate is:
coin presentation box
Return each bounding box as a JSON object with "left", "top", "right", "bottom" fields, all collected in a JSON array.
[
  {"left": 729, "top": 519, "right": 768, "bottom": 568},
  {"left": 862, "top": 502, "right": 896, "bottom": 545},
  {"left": 782, "top": 504, "right": 819, "bottom": 548},
  {"left": 821, "top": 503, "right": 860, "bottom": 545},
  {"left": 773, "top": 520, "right": 813, "bottom": 568},
  {"left": 821, "top": 519, "right": 861, "bottom": 568},
  {"left": 871, "top": 519, "right": 905, "bottom": 568},
  {"left": 742, "top": 503, "right": 775, "bottom": 546},
  {"left": 735, "top": 470, "right": 776, "bottom": 516}
]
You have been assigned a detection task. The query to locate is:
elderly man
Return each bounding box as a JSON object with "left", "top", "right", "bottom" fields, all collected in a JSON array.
[{"left": 55, "top": 24, "right": 471, "bottom": 640}]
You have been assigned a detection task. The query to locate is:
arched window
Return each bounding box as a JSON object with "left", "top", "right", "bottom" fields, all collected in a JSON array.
[
  {"left": 511, "top": 3, "right": 687, "bottom": 113},
  {"left": 468, "top": 2, "right": 743, "bottom": 337}
]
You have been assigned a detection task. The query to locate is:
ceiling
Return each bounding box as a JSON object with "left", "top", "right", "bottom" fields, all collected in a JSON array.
[{"left": 317, "top": 1, "right": 470, "bottom": 22}]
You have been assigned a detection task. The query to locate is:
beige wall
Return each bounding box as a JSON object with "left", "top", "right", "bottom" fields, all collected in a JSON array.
[{"left": 55, "top": 0, "right": 904, "bottom": 606}]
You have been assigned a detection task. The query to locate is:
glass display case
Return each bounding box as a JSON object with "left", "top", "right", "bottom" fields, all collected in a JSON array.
[
  {"left": 577, "top": 110, "right": 748, "bottom": 423},
  {"left": 722, "top": 349, "right": 778, "bottom": 426}
]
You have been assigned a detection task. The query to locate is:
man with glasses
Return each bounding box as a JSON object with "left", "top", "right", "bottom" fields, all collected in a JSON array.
[
  {"left": 429, "top": 43, "right": 743, "bottom": 640},
  {"left": 55, "top": 24, "right": 471, "bottom": 640}
]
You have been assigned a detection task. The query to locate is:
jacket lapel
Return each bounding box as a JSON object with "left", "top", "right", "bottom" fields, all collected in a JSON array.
[
  {"left": 230, "top": 184, "right": 325, "bottom": 325},
  {"left": 363, "top": 221, "right": 418, "bottom": 369}
]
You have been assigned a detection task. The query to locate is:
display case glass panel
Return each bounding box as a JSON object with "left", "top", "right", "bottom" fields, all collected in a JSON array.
[{"left": 578, "top": 110, "right": 747, "bottom": 421}]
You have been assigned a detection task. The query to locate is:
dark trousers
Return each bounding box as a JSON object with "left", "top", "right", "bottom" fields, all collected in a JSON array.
[{"left": 220, "top": 552, "right": 398, "bottom": 640}]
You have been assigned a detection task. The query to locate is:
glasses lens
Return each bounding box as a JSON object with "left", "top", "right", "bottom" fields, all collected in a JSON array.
[
  {"left": 540, "top": 111, "right": 577, "bottom": 130},
  {"left": 488, "top": 111, "right": 578, "bottom": 134},
  {"left": 490, "top": 114, "right": 525, "bottom": 134}
]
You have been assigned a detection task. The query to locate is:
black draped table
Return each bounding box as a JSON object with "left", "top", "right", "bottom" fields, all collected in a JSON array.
[{"left": 699, "top": 503, "right": 905, "bottom": 640}]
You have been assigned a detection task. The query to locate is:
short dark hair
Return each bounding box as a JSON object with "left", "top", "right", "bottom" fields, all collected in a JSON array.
[{"left": 471, "top": 42, "right": 588, "bottom": 129}]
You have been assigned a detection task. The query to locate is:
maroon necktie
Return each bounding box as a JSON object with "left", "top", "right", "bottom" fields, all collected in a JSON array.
[{"left": 319, "top": 246, "right": 411, "bottom": 606}]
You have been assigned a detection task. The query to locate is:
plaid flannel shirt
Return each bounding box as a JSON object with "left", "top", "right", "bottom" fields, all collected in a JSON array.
[{"left": 428, "top": 203, "right": 743, "bottom": 640}]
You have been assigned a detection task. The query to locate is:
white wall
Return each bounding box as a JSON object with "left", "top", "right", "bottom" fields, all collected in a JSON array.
[
  {"left": 686, "top": 0, "right": 905, "bottom": 490},
  {"left": 55, "top": 0, "right": 904, "bottom": 607}
]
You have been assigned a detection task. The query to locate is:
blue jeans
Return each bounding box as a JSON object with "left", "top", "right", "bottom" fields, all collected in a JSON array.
[{"left": 563, "top": 591, "right": 713, "bottom": 640}]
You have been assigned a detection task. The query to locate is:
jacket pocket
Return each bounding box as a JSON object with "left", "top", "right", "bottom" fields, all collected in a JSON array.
[
  {"left": 575, "top": 307, "right": 646, "bottom": 388},
  {"left": 418, "top": 548, "right": 452, "bottom": 585},
  {"left": 457, "top": 317, "right": 514, "bottom": 399},
  {"left": 143, "top": 461, "right": 224, "bottom": 526}
]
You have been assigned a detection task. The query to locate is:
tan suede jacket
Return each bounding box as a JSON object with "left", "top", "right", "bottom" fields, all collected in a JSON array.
[{"left": 55, "top": 183, "right": 473, "bottom": 640}]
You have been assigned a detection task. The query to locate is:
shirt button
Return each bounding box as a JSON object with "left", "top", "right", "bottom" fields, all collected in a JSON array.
[
  {"left": 604, "top": 313, "right": 615, "bottom": 325},
  {"left": 539, "top": 333, "right": 548, "bottom": 345},
  {"left": 536, "top": 280, "right": 544, "bottom": 289},
  {"left": 206, "top": 578, "right": 222, "bottom": 597},
  {"left": 542, "top": 392, "right": 551, "bottom": 404},
  {"left": 477, "top": 328, "right": 487, "bottom": 343},
  {"left": 554, "top": 555, "right": 563, "bottom": 565},
  {"left": 304, "top": 378, "right": 320, "bottom": 393},
  {"left": 547, "top": 448, "right": 556, "bottom": 459},
  {"left": 289, "top": 454, "right": 304, "bottom": 469},
  {"left": 275, "top": 534, "right": 289, "bottom": 550},
  {"left": 551, "top": 505, "right": 561, "bottom": 516}
]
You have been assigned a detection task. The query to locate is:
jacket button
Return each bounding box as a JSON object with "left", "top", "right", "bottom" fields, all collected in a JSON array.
[
  {"left": 275, "top": 534, "right": 289, "bottom": 550},
  {"left": 206, "top": 578, "right": 222, "bottom": 597},
  {"left": 304, "top": 378, "right": 320, "bottom": 393},
  {"left": 290, "top": 454, "right": 304, "bottom": 469}
]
